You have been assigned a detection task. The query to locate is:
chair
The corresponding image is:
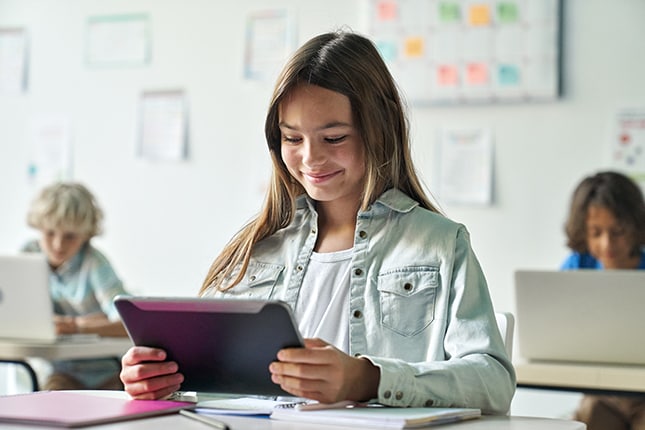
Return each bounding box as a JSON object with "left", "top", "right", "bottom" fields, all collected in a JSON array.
[{"left": 495, "top": 312, "right": 515, "bottom": 360}]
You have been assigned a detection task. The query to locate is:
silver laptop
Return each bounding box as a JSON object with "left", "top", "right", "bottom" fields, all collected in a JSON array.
[
  {"left": 514, "top": 269, "right": 645, "bottom": 366},
  {"left": 0, "top": 254, "right": 97, "bottom": 343}
]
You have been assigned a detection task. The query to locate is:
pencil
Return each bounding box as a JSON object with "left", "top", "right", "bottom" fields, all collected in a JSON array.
[{"left": 179, "top": 409, "right": 231, "bottom": 430}]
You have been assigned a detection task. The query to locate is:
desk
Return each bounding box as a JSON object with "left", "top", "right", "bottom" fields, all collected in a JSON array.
[
  {"left": 515, "top": 360, "right": 645, "bottom": 395},
  {"left": 0, "top": 337, "right": 133, "bottom": 391},
  {"left": 0, "top": 412, "right": 586, "bottom": 429}
]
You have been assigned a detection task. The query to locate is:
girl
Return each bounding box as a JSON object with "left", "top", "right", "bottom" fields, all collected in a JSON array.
[{"left": 120, "top": 31, "right": 516, "bottom": 414}]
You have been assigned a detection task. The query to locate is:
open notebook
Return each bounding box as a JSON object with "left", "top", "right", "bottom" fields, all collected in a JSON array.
[
  {"left": 270, "top": 404, "right": 481, "bottom": 428},
  {"left": 0, "top": 391, "right": 193, "bottom": 427}
]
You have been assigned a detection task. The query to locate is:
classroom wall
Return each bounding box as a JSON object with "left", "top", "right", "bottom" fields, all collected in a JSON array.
[
  {"left": 1, "top": 0, "right": 643, "bottom": 415},
  {"left": 3, "top": 0, "right": 644, "bottom": 307}
]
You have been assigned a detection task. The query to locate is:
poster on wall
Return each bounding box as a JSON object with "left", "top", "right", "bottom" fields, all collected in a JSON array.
[
  {"left": 365, "top": 0, "right": 562, "bottom": 105},
  {"left": 610, "top": 107, "right": 645, "bottom": 184},
  {"left": 138, "top": 90, "right": 188, "bottom": 161},
  {"left": 0, "top": 28, "right": 28, "bottom": 94},
  {"left": 86, "top": 14, "right": 151, "bottom": 67},
  {"left": 244, "top": 9, "right": 296, "bottom": 82},
  {"left": 28, "top": 115, "right": 73, "bottom": 189},
  {"left": 436, "top": 127, "right": 493, "bottom": 205}
]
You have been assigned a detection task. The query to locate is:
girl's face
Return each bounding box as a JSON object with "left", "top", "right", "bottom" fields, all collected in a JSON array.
[
  {"left": 585, "top": 205, "right": 638, "bottom": 269},
  {"left": 39, "top": 228, "right": 88, "bottom": 269},
  {"left": 279, "top": 84, "right": 365, "bottom": 209}
]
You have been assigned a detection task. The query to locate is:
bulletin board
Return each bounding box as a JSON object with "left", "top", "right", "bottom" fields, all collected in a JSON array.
[{"left": 366, "top": 0, "right": 562, "bottom": 105}]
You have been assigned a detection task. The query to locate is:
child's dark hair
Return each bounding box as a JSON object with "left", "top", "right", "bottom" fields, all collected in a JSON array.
[{"left": 564, "top": 171, "right": 645, "bottom": 254}]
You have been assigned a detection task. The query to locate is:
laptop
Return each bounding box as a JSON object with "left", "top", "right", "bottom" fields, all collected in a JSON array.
[
  {"left": 514, "top": 269, "right": 645, "bottom": 365},
  {"left": 0, "top": 253, "right": 97, "bottom": 343}
]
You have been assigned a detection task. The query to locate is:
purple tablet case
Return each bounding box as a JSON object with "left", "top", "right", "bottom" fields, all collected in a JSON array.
[{"left": 114, "top": 297, "right": 304, "bottom": 396}]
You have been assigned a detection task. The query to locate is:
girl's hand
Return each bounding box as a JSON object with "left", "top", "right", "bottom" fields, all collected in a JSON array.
[
  {"left": 120, "top": 346, "right": 184, "bottom": 400},
  {"left": 269, "top": 338, "right": 380, "bottom": 403}
]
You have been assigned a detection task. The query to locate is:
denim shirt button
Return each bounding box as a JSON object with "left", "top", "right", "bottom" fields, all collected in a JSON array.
[
  {"left": 353, "top": 310, "right": 362, "bottom": 319},
  {"left": 354, "top": 268, "right": 363, "bottom": 276},
  {"left": 358, "top": 230, "right": 367, "bottom": 239},
  {"left": 403, "top": 283, "right": 412, "bottom": 291},
  {"left": 296, "top": 265, "right": 304, "bottom": 272},
  {"left": 383, "top": 390, "right": 392, "bottom": 399},
  {"left": 424, "top": 399, "right": 434, "bottom": 407},
  {"left": 311, "top": 228, "right": 316, "bottom": 235},
  {"left": 395, "top": 391, "right": 403, "bottom": 400}
]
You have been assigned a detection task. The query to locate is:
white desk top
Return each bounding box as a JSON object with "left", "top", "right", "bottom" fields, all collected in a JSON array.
[
  {"left": 0, "top": 412, "right": 586, "bottom": 429},
  {"left": 0, "top": 337, "right": 132, "bottom": 360},
  {"left": 515, "top": 359, "right": 645, "bottom": 393}
]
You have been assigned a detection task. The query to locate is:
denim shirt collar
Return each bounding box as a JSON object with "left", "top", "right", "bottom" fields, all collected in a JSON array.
[
  {"left": 53, "top": 243, "right": 88, "bottom": 278},
  {"left": 296, "top": 188, "right": 419, "bottom": 218}
]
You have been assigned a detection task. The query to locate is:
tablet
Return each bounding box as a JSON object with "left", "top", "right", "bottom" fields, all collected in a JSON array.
[{"left": 114, "top": 296, "right": 304, "bottom": 396}]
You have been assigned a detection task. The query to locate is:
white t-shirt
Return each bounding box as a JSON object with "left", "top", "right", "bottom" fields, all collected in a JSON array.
[{"left": 294, "top": 248, "right": 352, "bottom": 353}]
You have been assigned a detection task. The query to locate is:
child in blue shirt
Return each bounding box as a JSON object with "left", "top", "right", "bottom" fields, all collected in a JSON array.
[{"left": 561, "top": 171, "right": 645, "bottom": 430}]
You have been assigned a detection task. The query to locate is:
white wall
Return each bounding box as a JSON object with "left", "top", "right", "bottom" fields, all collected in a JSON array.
[{"left": 1, "top": 0, "right": 644, "bottom": 412}]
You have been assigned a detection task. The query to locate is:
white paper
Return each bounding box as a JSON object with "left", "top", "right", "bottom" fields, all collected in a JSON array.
[
  {"left": 244, "top": 9, "right": 294, "bottom": 82},
  {"left": 437, "top": 128, "right": 493, "bottom": 205},
  {"left": 610, "top": 107, "right": 645, "bottom": 180},
  {"left": 86, "top": 14, "right": 150, "bottom": 66},
  {"left": 28, "top": 115, "right": 73, "bottom": 188},
  {"left": 0, "top": 28, "right": 27, "bottom": 94},
  {"left": 139, "top": 90, "right": 188, "bottom": 161}
]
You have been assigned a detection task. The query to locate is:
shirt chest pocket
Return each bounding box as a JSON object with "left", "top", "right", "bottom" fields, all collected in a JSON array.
[
  {"left": 377, "top": 266, "right": 439, "bottom": 337},
  {"left": 226, "top": 262, "right": 284, "bottom": 300}
]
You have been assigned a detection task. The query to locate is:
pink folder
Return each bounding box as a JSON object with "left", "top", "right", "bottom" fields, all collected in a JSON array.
[{"left": 0, "top": 391, "right": 193, "bottom": 427}]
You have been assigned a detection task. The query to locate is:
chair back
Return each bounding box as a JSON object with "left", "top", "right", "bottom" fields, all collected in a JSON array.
[{"left": 495, "top": 312, "right": 515, "bottom": 360}]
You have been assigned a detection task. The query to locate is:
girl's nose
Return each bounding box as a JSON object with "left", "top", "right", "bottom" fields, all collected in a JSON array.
[{"left": 302, "top": 141, "right": 325, "bottom": 167}]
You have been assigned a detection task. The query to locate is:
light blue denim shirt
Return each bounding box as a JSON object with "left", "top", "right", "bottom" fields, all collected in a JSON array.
[{"left": 203, "top": 188, "right": 516, "bottom": 414}]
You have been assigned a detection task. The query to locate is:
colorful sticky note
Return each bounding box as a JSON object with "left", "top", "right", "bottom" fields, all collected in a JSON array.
[
  {"left": 377, "top": 0, "right": 398, "bottom": 21},
  {"left": 404, "top": 36, "right": 424, "bottom": 58},
  {"left": 466, "top": 63, "right": 489, "bottom": 85},
  {"left": 439, "top": 2, "right": 461, "bottom": 23},
  {"left": 376, "top": 40, "right": 398, "bottom": 62},
  {"left": 437, "top": 65, "right": 459, "bottom": 86},
  {"left": 498, "top": 64, "right": 520, "bottom": 85},
  {"left": 468, "top": 4, "right": 491, "bottom": 26},
  {"left": 497, "top": 2, "right": 519, "bottom": 23}
]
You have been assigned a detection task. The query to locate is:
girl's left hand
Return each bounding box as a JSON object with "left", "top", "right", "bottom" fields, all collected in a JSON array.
[{"left": 269, "top": 338, "right": 380, "bottom": 403}]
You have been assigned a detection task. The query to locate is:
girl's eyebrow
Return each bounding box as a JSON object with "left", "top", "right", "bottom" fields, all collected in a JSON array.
[{"left": 278, "top": 121, "right": 353, "bottom": 131}]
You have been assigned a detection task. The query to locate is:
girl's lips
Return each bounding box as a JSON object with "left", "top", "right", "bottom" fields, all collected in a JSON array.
[{"left": 304, "top": 170, "right": 340, "bottom": 183}]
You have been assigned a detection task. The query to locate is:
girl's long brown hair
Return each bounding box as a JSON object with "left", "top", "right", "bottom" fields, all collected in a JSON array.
[{"left": 199, "top": 31, "right": 440, "bottom": 294}]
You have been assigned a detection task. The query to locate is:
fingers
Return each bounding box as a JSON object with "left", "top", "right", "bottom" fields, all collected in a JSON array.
[
  {"left": 120, "top": 346, "right": 184, "bottom": 400},
  {"left": 278, "top": 339, "right": 336, "bottom": 364},
  {"left": 121, "top": 346, "right": 166, "bottom": 365}
]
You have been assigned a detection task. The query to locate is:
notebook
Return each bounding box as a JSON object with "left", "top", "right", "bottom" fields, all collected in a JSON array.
[
  {"left": 514, "top": 269, "right": 645, "bottom": 365},
  {"left": 270, "top": 405, "right": 481, "bottom": 428},
  {"left": 0, "top": 390, "right": 193, "bottom": 427}
]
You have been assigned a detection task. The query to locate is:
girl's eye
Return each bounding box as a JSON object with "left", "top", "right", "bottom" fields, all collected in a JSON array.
[
  {"left": 325, "top": 135, "right": 347, "bottom": 144},
  {"left": 282, "top": 135, "right": 301, "bottom": 144}
]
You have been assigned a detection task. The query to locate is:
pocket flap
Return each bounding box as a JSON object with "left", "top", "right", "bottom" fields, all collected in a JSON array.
[
  {"left": 377, "top": 267, "right": 439, "bottom": 297},
  {"left": 244, "top": 262, "right": 284, "bottom": 287}
]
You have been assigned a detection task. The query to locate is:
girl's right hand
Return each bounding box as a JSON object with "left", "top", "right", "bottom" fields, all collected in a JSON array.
[{"left": 120, "top": 346, "right": 184, "bottom": 400}]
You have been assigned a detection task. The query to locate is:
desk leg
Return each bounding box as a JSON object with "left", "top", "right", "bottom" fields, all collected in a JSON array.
[{"left": 0, "top": 360, "right": 40, "bottom": 392}]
